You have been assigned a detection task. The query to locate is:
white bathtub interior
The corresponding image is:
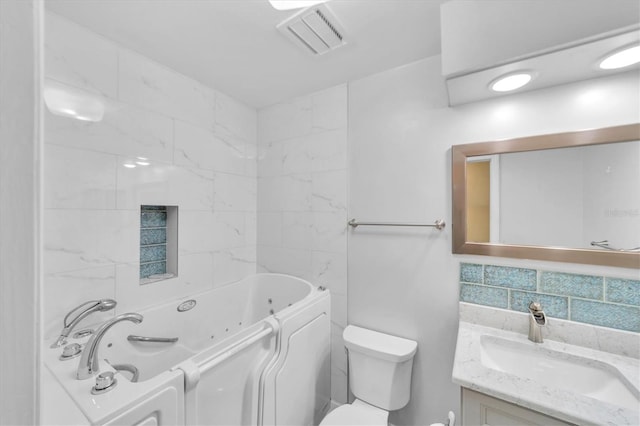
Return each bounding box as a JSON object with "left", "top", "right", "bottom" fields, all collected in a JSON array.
[{"left": 43, "top": 273, "right": 330, "bottom": 425}]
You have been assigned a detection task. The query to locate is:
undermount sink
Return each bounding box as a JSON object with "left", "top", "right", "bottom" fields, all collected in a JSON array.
[{"left": 480, "top": 335, "right": 640, "bottom": 410}]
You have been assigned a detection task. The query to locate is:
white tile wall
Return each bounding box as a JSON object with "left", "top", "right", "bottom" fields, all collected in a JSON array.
[
  {"left": 43, "top": 12, "right": 257, "bottom": 338},
  {"left": 174, "top": 120, "right": 244, "bottom": 174},
  {"left": 116, "top": 163, "right": 215, "bottom": 211},
  {"left": 257, "top": 84, "right": 349, "bottom": 403},
  {"left": 44, "top": 12, "right": 118, "bottom": 97},
  {"left": 118, "top": 49, "right": 217, "bottom": 130},
  {"left": 44, "top": 144, "right": 117, "bottom": 209}
]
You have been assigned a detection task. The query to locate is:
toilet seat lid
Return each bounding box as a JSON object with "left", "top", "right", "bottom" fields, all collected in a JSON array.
[{"left": 320, "top": 400, "right": 388, "bottom": 426}]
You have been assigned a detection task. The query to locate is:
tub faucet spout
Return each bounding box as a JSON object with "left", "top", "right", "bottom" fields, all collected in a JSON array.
[
  {"left": 77, "top": 313, "right": 143, "bottom": 380},
  {"left": 528, "top": 301, "right": 546, "bottom": 343},
  {"left": 51, "top": 299, "right": 117, "bottom": 348}
]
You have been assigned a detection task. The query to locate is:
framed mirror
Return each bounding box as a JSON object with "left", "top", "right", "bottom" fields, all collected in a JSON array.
[{"left": 452, "top": 123, "right": 640, "bottom": 269}]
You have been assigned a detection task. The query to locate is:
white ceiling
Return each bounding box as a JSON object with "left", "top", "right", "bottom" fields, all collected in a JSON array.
[
  {"left": 44, "top": 0, "right": 640, "bottom": 109},
  {"left": 45, "top": 0, "right": 447, "bottom": 108}
]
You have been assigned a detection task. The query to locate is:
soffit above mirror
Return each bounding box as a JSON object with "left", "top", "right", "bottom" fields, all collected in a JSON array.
[
  {"left": 440, "top": 0, "right": 640, "bottom": 106},
  {"left": 446, "top": 28, "right": 640, "bottom": 106}
]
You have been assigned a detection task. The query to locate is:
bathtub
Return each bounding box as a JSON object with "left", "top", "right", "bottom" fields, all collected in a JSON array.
[{"left": 43, "top": 273, "right": 331, "bottom": 425}]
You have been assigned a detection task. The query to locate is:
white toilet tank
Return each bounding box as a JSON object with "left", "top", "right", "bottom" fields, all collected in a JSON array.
[{"left": 343, "top": 325, "right": 418, "bottom": 411}]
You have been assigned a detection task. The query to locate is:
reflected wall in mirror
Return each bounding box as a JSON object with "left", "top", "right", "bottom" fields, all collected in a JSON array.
[{"left": 452, "top": 123, "right": 640, "bottom": 269}]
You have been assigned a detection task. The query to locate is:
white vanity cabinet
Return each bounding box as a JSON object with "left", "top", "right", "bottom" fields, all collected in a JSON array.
[{"left": 461, "top": 389, "right": 575, "bottom": 426}]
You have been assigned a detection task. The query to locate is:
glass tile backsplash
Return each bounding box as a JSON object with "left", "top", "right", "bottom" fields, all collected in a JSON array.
[
  {"left": 459, "top": 263, "right": 640, "bottom": 332},
  {"left": 140, "top": 206, "right": 168, "bottom": 279}
]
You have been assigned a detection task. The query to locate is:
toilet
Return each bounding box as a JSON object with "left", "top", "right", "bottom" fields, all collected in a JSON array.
[{"left": 320, "top": 325, "right": 418, "bottom": 426}]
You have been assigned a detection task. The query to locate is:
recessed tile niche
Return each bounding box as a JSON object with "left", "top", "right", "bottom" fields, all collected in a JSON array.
[{"left": 140, "top": 205, "right": 178, "bottom": 284}]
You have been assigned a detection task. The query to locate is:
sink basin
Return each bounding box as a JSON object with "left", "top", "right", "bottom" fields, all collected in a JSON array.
[{"left": 480, "top": 335, "right": 640, "bottom": 410}]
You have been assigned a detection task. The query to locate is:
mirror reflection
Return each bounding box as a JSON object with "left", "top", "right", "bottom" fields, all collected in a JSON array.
[{"left": 466, "top": 140, "right": 640, "bottom": 251}]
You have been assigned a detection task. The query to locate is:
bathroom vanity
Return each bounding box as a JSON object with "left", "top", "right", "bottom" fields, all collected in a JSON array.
[
  {"left": 453, "top": 303, "right": 640, "bottom": 426},
  {"left": 461, "top": 388, "right": 572, "bottom": 426}
]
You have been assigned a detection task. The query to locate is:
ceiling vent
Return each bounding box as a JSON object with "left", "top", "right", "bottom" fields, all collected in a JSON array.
[{"left": 277, "top": 4, "right": 347, "bottom": 55}]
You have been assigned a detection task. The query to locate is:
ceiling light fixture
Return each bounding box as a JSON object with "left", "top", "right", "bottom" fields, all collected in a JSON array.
[
  {"left": 490, "top": 72, "right": 533, "bottom": 92},
  {"left": 599, "top": 44, "right": 640, "bottom": 70},
  {"left": 268, "top": 0, "right": 329, "bottom": 11}
]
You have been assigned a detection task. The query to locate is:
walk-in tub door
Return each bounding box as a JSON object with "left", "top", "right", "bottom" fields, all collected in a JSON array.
[
  {"left": 179, "top": 326, "right": 276, "bottom": 426},
  {"left": 262, "top": 295, "right": 331, "bottom": 426}
]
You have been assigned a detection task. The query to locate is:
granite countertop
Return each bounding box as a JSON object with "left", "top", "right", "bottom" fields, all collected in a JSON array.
[{"left": 453, "top": 305, "right": 640, "bottom": 426}]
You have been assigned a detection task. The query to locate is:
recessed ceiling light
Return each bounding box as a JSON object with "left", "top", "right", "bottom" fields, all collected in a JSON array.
[
  {"left": 599, "top": 45, "right": 640, "bottom": 70},
  {"left": 490, "top": 73, "right": 533, "bottom": 92},
  {"left": 268, "top": 0, "right": 328, "bottom": 10}
]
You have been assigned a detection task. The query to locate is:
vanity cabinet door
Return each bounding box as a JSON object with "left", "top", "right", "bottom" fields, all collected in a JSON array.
[{"left": 461, "top": 388, "right": 575, "bottom": 426}]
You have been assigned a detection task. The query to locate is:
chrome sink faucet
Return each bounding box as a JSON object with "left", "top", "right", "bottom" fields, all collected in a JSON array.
[
  {"left": 77, "top": 312, "right": 143, "bottom": 380},
  {"left": 528, "top": 302, "right": 547, "bottom": 343},
  {"left": 51, "top": 299, "right": 117, "bottom": 348}
]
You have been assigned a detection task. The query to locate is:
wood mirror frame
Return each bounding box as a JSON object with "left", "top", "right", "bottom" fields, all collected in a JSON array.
[{"left": 452, "top": 123, "right": 640, "bottom": 269}]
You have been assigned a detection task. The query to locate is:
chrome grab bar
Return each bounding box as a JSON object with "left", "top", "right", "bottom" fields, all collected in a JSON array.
[
  {"left": 198, "top": 325, "right": 274, "bottom": 375},
  {"left": 111, "top": 363, "right": 140, "bottom": 383},
  {"left": 105, "top": 359, "right": 140, "bottom": 383},
  {"left": 127, "top": 335, "right": 178, "bottom": 343}
]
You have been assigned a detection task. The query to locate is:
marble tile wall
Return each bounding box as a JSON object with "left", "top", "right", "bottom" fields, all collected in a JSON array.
[
  {"left": 257, "top": 85, "right": 349, "bottom": 404},
  {"left": 460, "top": 263, "right": 640, "bottom": 332},
  {"left": 43, "top": 12, "right": 257, "bottom": 339}
]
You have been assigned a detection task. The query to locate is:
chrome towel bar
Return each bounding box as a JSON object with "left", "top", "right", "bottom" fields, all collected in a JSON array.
[
  {"left": 348, "top": 218, "right": 445, "bottom": 230},
  {"left": 590, "top": 240, "right": 640, "bottom": 252}
]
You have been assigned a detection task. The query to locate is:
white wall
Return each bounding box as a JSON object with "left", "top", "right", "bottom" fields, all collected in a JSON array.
[
  {"left": 348, "top": 58, "right": 639, "bottom": 425},
  {"left": 348, "top": 57, "right": 460, "bottom": 425},
  {"left": 0, "top": 1, "right": 41, "bottom": 424},
  {"left": 42, "top": 13, "right": 257, "bottom": 339},
  {"left": 257, "top": 85, "right": 349, "bottom": 404}
]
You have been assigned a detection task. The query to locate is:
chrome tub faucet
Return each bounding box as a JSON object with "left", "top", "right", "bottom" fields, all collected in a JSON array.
[
  {"left": 50, "top": 299, "right": 117, "bottom": 348},
  {"left": 528, "top": 301, "right": 547, "bottom": 343},
  {"left": 77, "top": 312, "right": 143, "bottom": 380}
]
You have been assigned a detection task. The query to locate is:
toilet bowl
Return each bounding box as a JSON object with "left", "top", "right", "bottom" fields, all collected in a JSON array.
[
  {"left": 319, "top": 325, "right": 418, "bottom": 426},
  {"left": 320, "top": 399, "right": 388, "bottom": 426}
]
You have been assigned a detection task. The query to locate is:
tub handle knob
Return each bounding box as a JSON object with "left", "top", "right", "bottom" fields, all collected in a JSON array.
[
  {"left": 60, "top": 343, "right": 82, "bottom": 361},
  {"left": 92, "top": 371, "right": 117, "bottom": 394}
]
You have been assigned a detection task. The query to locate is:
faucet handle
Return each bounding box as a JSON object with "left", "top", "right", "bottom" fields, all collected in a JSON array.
[
  {"left": 528, "top": 301, "right": 542, "bottom": 312},
  {"left": 91, "top": 371, "right": 117, "bottom": 394},
  {"left": 528, "top": 301, "right": 547, "bottom": 326},
  {"left": 51, "top": 299, "right": 117, "bottom": 348},
  {"left": 60, "top": 343, "right": 82, "bottom": 361},
  {"left": 64, "top": 299, "right": 117, "bottom": 328}
]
